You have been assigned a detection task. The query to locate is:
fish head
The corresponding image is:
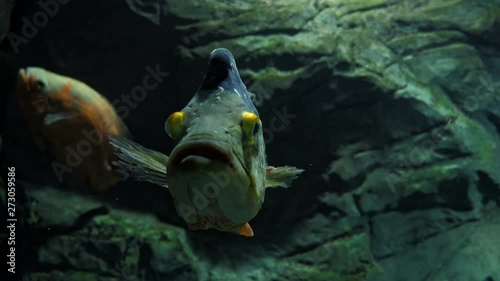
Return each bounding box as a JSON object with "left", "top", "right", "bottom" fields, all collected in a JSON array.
[
  {"left": 17, "top": 67, "right": 75, "bottom": 115},
  {"left": 165, "top": 48, "right": 266, "bottom": 235}
]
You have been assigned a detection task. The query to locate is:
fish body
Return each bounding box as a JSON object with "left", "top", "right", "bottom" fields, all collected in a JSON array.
[
  {"left": 110, "top": 48, "right": 303, "bottom": 236},
  {"left": 16, "top": 67, "right": 129, "bottom": 191}
]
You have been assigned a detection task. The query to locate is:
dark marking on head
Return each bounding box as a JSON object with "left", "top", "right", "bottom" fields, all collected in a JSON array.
[
  {"left": 199, "top": 48, "right": 237, "bottom": 90},
  {"left": 196, "top": 48, "right": 258, "bottom": 114}
]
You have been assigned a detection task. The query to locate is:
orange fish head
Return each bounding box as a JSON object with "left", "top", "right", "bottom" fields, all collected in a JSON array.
[
  {"left": 17, "top": 67, "right": 50, "bottom": 94},
  {"left": 16, "top": 67, "right": 51, "bottom": 115},
  {"left": 17, "top": 67, "right": 78, "bottom": 116}
]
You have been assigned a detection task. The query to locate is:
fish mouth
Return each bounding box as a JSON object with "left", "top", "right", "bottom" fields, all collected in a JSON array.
[
  {"left": 167, "top": 140, "right": 240, "bottom": 173},
  {"left": 17, "top": 68, "right": 50, "bottom": 116},
  {"left": 18, "top": 68, "right": 44, "bottom": 100},
  {"left": 18, "top": 68, "right": 27, "bottom": 80},
  {"left": 18, "top": 68, "right": 39, "bottom": 92}
]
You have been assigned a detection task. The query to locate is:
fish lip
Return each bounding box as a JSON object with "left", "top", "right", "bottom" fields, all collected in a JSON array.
[
  {"left": 18, "top": 67, "right": 44, "bottom": 85},
  {"left": 18, "top": 68, "right": 26, "bottom": 78},
  {"left": 167, "top": 140, "right": 238, "bottom": 172},
  {"left": 17, "top": 68, "right": 35, "bottom": 94}
]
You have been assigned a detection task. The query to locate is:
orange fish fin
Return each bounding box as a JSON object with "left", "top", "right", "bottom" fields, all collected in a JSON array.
[{"left": 231, "top": 223, "right": 254, "bottom": 237}]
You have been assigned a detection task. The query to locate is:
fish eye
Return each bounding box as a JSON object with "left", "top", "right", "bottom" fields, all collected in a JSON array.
[
  {"left": 241, "top": 111, "right": 260, "bottom": 144},
  {"left": 252, "top": 121, "right": 260, "bottom": 135},
  {"left": 165, "top": 111, "right": 185, "bottom": 139},
  {"left": 34, "top": 80, "right": 45, "bottom": 90}
]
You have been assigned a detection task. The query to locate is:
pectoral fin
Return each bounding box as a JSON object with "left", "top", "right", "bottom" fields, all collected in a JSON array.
[
  {"left": 44, "top": 112, "right": 77, "bottom": 125},
  {"left": 265, "top": 165, "right": 304, "bottom": 188},
  {"left": 108, "top": 135, "right": 169, "bottom": 188}
]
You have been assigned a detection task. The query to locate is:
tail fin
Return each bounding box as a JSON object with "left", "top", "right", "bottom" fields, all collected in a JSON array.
[{"left": 108, "top": 135, "right": 169, "bottom": 188}]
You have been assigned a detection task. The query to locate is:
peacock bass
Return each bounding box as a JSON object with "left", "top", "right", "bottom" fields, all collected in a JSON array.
[
  {"left": 109, "top": 48, "right": 303, "bottom": 237},
  {"left": 16, "top": 67, "right": 130, "bottom": 191}
]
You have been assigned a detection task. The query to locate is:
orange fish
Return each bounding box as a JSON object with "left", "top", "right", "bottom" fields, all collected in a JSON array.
[{"left": 16, "top": 67, "right": 130, "bottom": 191}]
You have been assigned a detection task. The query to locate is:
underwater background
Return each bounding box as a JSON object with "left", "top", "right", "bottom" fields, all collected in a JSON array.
[{"left": 1, "top": 0, "right": 500, "bottom": 280}]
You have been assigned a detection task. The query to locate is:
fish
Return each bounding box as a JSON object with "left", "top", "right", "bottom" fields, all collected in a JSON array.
[
  {"left": 109, "top": 48, "right": 304, "bottom": 237},
  {"left": 16, "top": 67, "right": 130, "bottom": 192}
]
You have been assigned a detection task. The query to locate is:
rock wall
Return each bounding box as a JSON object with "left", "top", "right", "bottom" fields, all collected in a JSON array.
[{"left": 2, "top": 0, "right": 500, "bottom": 280}]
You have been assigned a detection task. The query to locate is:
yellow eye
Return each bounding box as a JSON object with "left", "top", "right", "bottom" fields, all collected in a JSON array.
[
  {"left": 241, "top": 111, "right": 261, "bottom": 144},
  {"left": 165, "top": 112, "right": 185, "bottom": 139}
]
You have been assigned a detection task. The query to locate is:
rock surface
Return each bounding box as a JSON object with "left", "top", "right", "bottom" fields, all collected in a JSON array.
[{"left": 2, "top": 0, "right": 500, "bottom": 280}]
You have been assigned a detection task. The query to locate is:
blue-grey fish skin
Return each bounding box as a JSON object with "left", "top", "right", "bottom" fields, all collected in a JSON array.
[
  {"left": 197, "top": 48, "right": 258, "bottom": 115},
  {"left": 109, "top": 48, "right": 303, "bottom": 237},
  {"left": 166, "top": 48, "right": 267, "bottom": 233}
]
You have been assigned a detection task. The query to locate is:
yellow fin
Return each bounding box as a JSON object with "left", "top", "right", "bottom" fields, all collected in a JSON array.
[
  {"left": 235, "top": 223, "right": 254, "bottom": 237},
  {"left": 265, "top": 166, "right": 304, "bottom": 188}
]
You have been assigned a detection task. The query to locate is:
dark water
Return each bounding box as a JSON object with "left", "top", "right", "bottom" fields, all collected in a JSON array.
[{"left": 1, "top": 1, "right": 500, "bottom": 281}]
